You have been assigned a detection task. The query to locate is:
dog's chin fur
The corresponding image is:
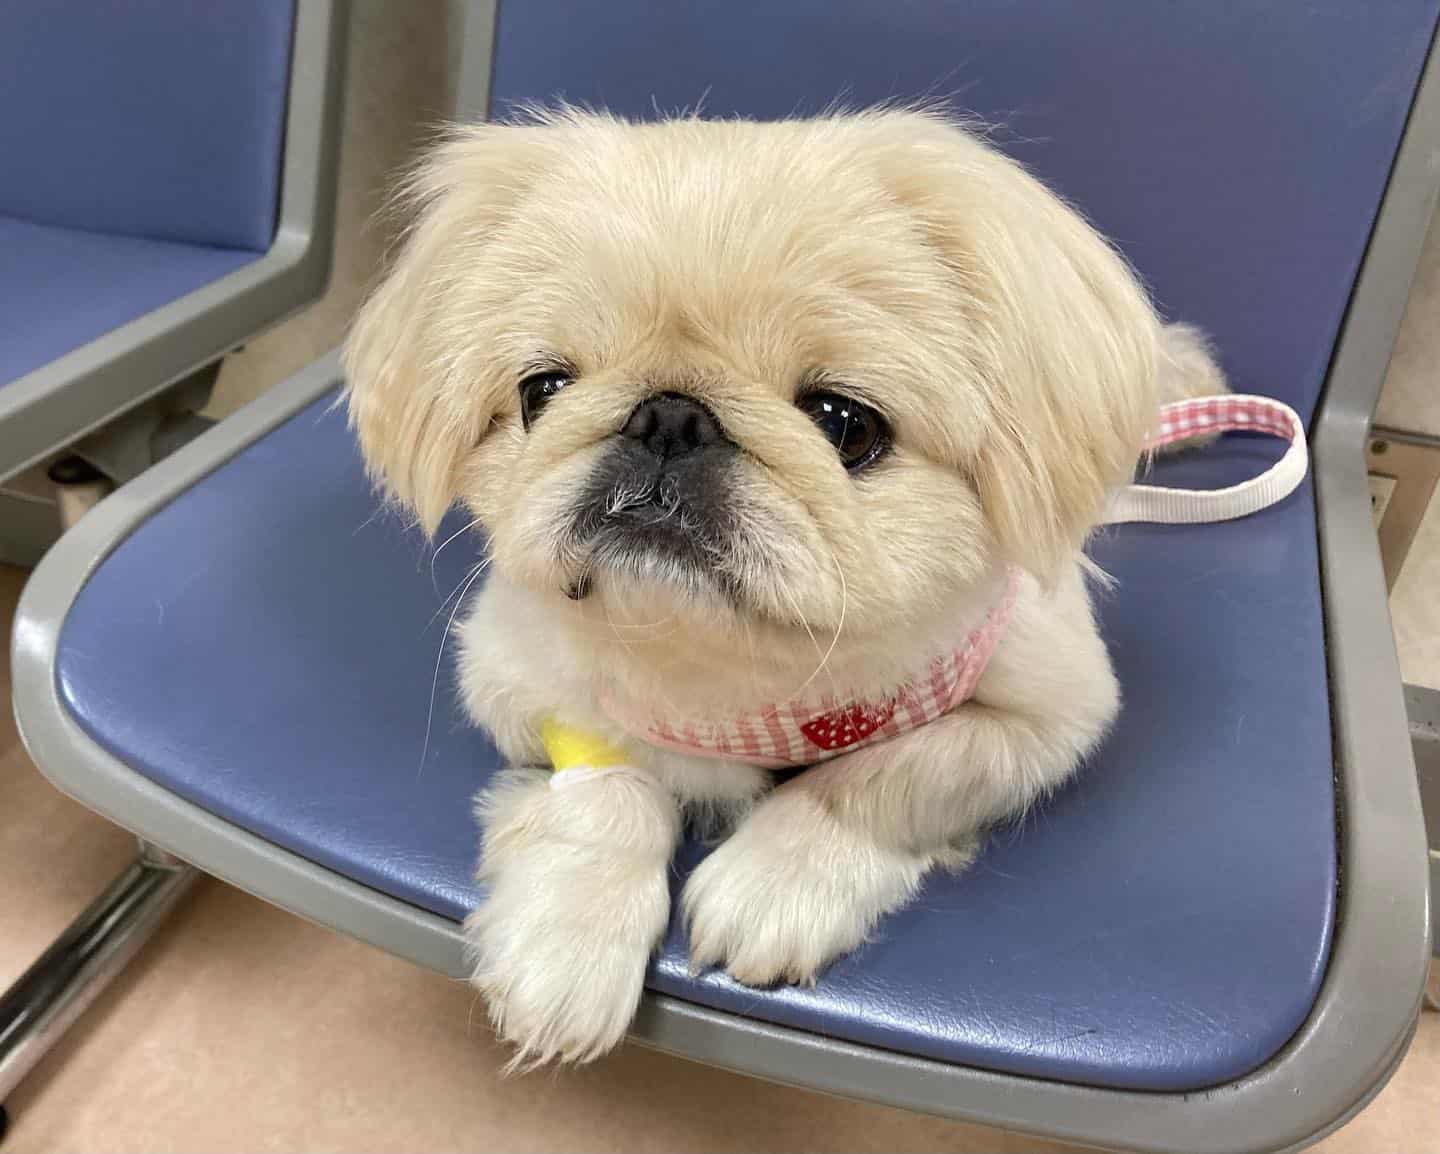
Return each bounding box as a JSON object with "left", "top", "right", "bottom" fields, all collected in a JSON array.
[{"left": 344, "top": 107, "right": 1225, "bottom": 1067}]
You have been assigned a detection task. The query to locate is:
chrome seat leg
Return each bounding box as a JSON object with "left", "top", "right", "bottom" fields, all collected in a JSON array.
[{"left": 0, "top": 844, "right": 197, "bottom": 1108}]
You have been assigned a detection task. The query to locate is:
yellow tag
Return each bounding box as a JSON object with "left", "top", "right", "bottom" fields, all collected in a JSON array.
[{"left": 538, "top": 718, "right": 629, "bottom": 773}]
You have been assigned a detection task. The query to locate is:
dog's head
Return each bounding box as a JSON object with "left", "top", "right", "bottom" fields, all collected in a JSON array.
[{"left": 345, "top": 109, "right": 1158, "bottom": 641}]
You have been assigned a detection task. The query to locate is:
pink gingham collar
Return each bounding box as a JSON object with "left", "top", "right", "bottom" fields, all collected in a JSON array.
[{"left": 599, "top": 567, "right": 1022, "bottom": 768}]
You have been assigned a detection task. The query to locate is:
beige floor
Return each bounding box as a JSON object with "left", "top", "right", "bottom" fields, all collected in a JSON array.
[{"left": 0, "top": 559, "right": 1437, "bottom": 1153}]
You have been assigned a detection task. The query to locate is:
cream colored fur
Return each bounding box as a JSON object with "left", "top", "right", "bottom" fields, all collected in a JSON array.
[{"left": 344, "top": 108, "right": 1225, "bottom": 1067}]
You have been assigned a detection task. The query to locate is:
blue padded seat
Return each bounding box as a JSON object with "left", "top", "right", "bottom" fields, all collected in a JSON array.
[
  {"left": 0, "top": 217, "right": 262, "bottom": 387},
  {"left": 0, "top": 0, "right": 294, "bottom": 390},
  {"left": 56, "top": 397, "right": 1331, "bottom": 1092},
  {"left": 0, "top": 1, "right": 294, "bottom": 251},
  {"left": 43, "top": 0, "right": 1436, "bottom": 1101}
]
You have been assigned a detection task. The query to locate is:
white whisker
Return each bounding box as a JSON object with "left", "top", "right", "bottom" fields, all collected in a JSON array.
[
  {"left": 600, "top": 597, "right": 688, "bottom": 717},
  {"left": 601, "top": 595, "right": 641, "bottom": 658},
  {"left": 426, "top": 556, "right": 492, "bottom": 632},
  {"left": 785, "top": 547, "right": 848, "bottom": 703},
  {"left": 428, "top": 514, "right": 485, "bottom": 595},
  {"left": 599, "top": 591, "right": 677, "bottom": 634},
  {"left": 418, "top": 558, "right": 490, "bottom": 778},
  {"left": 776, "top": 575, "right": 841, "bottom": 704}
]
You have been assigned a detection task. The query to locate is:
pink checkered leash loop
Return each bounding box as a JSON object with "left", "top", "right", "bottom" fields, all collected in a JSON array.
[
  {"left": 1105, "top": 393, "right": 1308, "bottom": 525},
  {"left": 591, "top": 393, "right": 1306, "bottom": 771}
]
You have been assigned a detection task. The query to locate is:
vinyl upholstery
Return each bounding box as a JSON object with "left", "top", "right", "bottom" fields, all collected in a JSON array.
[
  {"left": 0, "top": 216, "right": 261, "bottom": 387},
  {"left": 58, "top": 399, "right": 1332, "bottom": 1091},
  {"left": 53, "top": 0, "right": 1440, "bottom": 1093}
]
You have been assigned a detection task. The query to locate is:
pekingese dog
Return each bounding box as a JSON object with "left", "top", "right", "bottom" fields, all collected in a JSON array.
[{"left": 344, "top": 108, "right": 1224, "bottom": 1067}]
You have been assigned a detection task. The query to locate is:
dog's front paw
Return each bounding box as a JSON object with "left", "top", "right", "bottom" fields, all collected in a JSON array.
[
  {"left": 466, "top": 768, "right": 678, "bottom": 1067},
  {"left": 682, "top": 787, "right": 936, "bottom": 987}
]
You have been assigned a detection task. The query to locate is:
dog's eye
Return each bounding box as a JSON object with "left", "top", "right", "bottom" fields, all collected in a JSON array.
[
  {"left": 518, "top": 370, "right": 573, "bottom": 430},
  {"left": 798, "top": 391, "right": 890, "bottom": 471}
]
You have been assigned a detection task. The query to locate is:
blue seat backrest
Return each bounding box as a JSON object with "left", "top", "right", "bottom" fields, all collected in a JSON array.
[
  {"left": 0, "top": 1, "right": 295, "bottom": 253},
  {"left": 489, "top": 1, "right": 1439, "bottom": 423}
]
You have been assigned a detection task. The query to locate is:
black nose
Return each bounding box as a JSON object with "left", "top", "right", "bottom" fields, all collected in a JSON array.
[{"left": 619, "top": 393, "right": 728, "bottom": 459}]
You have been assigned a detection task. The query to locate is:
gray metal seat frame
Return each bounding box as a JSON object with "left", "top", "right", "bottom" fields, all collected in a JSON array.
[
  {"left": 8, "top": 6, "right": 1436, "bottom": 1150},
  {"left": 0, "top": 0, "right": 348, "bottom": 1123},
  {"left": 0, "top": 0, "right": 347, "bottom": 487}
]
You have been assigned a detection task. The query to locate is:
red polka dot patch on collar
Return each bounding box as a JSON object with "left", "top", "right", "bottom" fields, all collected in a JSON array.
[{"left": 800, "top": 702, "right": 897, "bottom": 752}]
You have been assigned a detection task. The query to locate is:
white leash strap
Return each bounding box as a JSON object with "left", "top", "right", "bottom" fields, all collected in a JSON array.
[{"left": 1105, "top": 394, "right": 1309, "bottom": 525}]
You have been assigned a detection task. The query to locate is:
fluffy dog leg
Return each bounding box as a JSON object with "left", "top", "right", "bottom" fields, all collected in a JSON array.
[
  {"left": 685, "top": 569, "right": 1117, "bottom": 985},
  {"left": 682, "top": 701, "right": 1096, "bottom": 985},
  {"left": 467, "top": 766, "right": 679, "bottom": 1066}
]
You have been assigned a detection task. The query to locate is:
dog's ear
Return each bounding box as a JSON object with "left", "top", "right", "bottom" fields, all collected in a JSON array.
[
  {"left": 343, "top": 125, "right": 552, "bottom": 534},
  {"left": 876, "top": 113, "right": 1159, "bottom": 583}
]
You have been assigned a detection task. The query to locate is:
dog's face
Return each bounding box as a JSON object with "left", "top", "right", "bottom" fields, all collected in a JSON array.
[{"left": 346, "top": 110, "right": 1158, "bottom": 642}]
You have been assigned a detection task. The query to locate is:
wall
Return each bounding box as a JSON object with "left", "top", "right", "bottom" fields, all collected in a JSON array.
[{"left": 206, "top": 1, "right": 465, "bottom": 417}]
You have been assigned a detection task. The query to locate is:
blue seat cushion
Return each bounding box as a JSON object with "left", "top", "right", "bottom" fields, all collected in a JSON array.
[
  {"left": 0, "top": 1, "right": 293, "bottom": 252},
  {"left": 57, "top": 396, "right": 1334, "bottom": 1092},
  {"left": 491, "top": 0, "right": 1439, "bottom": 424},
  {"left": 0, "top": 216, "right": 261, "bottom": 387}
]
